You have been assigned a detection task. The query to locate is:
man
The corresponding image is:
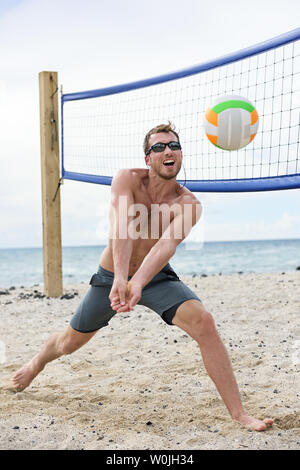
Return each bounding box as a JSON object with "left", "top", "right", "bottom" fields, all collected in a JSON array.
[{"left": 12, "top": 122, "right": 273, "bottom": 431}]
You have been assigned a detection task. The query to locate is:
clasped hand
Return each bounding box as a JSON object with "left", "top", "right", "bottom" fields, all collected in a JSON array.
[{"left": 109, "top": 278, "right": 142, "bottom": 313}]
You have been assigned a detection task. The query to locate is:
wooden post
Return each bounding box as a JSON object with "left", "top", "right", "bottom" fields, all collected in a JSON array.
[{"left": 39, "top": 71, "right": 63, "bottom": 297}]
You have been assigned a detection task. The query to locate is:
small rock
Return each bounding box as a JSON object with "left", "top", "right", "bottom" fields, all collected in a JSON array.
[
  {"left": 146, "top": 421, "right": 153, "bottom": 426},
  {"left": 60, "top": 293, "right": 75, "bottom": 300},
  {"left": 0, "top": 289, "right": 10, "bottom": 295},
  {"left": 33, "top": 292, "right": 45, "bottom": 299}
]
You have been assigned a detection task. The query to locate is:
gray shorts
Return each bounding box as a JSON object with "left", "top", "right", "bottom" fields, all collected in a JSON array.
[{"left": 70, "top": 264, "right": 200, "bottom": 333}]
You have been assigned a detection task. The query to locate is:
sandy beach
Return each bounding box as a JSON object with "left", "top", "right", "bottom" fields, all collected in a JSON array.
[{"left": 0, "top": 271, "right": 299, "bottom": 450}]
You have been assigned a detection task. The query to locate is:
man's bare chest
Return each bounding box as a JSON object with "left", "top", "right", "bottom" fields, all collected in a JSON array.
[{"left": 129, "top": 191, "right": 182, "bottom": 239}]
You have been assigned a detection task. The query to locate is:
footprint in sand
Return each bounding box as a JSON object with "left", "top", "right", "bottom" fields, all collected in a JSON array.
[{"left": 275, "top": 412, "right": 300, "bottom": 430}]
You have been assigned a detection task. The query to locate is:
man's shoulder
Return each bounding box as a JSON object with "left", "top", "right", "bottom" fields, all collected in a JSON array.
[
  {"left": 177, "top": 188, "right": 202, "bottom": 226},
  {"left": 114, "top": 168, "right": 148, "bottom": 179},
  {"left": 178, "top": 185, "right": 201, "bottom": 207},
  {"left": 112, "top": 168, "right": 148, "bottom": 191}
]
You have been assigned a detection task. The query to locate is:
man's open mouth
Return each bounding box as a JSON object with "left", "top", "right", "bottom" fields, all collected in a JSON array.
[{"left": 163, "top": 159, "right": 175, "bottom": 167}]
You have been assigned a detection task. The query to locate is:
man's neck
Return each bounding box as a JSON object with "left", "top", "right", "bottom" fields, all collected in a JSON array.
[{"left": 146, "top": 170, "right": 179, "bottom": 203}]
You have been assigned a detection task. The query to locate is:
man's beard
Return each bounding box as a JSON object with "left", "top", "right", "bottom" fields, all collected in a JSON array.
[{"left": 155, "top": 164, "right": 181, "bottom": 180}]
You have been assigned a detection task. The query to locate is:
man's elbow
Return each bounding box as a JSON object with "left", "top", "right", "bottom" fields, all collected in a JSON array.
[
  {"left": 168, "top": 239, "right": 179, "bottom": 256},
  {"left": 159, "top": 238, "right": 177, "bottom": 257}
]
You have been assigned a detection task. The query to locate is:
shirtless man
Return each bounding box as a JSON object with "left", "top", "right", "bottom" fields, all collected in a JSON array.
[{"left": 12, "top": 122, "right": 273, "bottom": 432}]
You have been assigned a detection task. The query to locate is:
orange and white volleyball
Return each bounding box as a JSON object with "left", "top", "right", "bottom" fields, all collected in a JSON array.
[{"left": 204, "top": 95, "right": 259, "bottom": 150}]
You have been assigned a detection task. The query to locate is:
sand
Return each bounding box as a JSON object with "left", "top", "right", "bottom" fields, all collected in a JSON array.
[{"left": 0, "top": 271, "right": 299, "bottom": 450}]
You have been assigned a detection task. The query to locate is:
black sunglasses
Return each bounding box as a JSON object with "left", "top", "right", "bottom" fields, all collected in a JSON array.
[{"left": 146, "top": 141, "right": 181, "bottom": 156}]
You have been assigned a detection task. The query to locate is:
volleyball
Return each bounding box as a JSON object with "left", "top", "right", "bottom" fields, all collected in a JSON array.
[{"left": 204, "top": 95, "right": 259, "bottom": 150}]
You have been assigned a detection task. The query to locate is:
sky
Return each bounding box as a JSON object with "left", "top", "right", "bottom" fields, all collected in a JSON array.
[{"left": 0, "top": 0, "right": 300, "bottom": 248}]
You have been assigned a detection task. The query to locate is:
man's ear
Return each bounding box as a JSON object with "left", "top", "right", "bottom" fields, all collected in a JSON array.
[{"left": 145, "top": 155, "right": 150, "bottom": 167}]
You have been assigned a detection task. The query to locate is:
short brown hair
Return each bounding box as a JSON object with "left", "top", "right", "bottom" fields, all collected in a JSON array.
[{"left": 143, "top": 121, "right": 180, "bottom": 155}]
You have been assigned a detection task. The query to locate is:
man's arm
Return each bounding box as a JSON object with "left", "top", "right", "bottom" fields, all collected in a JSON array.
[{"left": 109, "top": 169, "right": 135, "bottom": 306}]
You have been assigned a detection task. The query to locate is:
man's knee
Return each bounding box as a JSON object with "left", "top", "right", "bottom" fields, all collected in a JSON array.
[
  {"left": 173, "top": 301, "right": 216, "bottom": 338},
  {"left": 59, "top": 327, "right": 94, "bottom": 355},
  {"left": 60, "top": 337, "right": 79, "bottom": 355},
  {"left": 190, "top": 310, "right": 216, "bottom": 337}
]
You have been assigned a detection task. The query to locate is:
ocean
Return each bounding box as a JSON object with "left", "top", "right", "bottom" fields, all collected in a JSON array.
[{"left": 0, "top": 239, "right": 299, "bottom": 288}]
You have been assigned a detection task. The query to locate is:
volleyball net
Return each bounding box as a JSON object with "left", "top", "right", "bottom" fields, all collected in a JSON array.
[{"left": 61, "top": 28, "right": 300, "bottom": 192}]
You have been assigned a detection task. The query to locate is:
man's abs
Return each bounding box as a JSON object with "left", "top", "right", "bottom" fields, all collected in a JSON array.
[{"left": 99, "top": 238, "right": 159, "bottom": 277}]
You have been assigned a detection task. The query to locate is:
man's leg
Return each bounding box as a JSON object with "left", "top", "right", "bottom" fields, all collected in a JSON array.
[
  {"left": 172, "top": 300, "right": 274, "bottom": 431},
  {"left": 12, "top": 326, "right": 97, "bottom": 391}
]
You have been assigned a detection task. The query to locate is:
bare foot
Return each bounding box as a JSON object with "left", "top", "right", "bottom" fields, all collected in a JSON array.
[
  {"left": 235, "top": 413, "right": 274, "bottom": 431},
  {"left": 12, "top": 356, "right": 43, "bottom": 391}
]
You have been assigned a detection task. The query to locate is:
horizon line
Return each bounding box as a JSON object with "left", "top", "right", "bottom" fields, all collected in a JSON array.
[{"left": 0, "top": 237, "right": 300, "bottom": 250}]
